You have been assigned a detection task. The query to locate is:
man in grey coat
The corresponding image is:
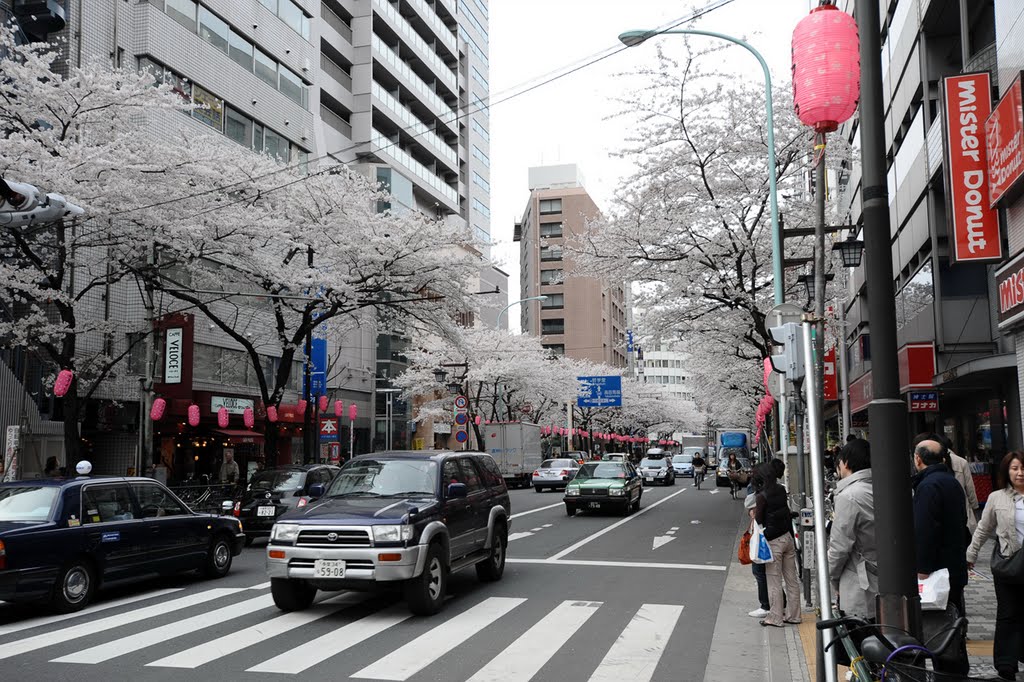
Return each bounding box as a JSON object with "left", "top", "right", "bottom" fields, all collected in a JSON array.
[{"left": 827, "top": 438, "right": 878, "bottom": 619}]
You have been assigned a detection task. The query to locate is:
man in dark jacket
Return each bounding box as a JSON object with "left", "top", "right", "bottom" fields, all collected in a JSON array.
[{"left": 912, "top": 437, "right": 969, "bottom": 674}]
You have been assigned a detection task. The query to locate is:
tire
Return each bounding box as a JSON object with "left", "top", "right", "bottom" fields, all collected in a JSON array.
[
  {"left": 204, "top": 535, "right": 234, "bottom": 578},
  {"left": 50, "top": 559, "right": 95, "bottom": 613},
  {"left": 632, "top": 492, "right": 641, "bottom": 511},
  {"left": 476, "top": 524, "right": 507, "bottom": 582},
  {"left": 565, "top": 503, "right": 576, "bottom": 517},
  {"left": 621, "top": 501, "right": 632, "bottom": 516},
  {"left": 534, "top": 485, "right": 542, "bottom": 493},
  {"left": 271, "top": 577, "right": 317, "bottom": 612},
  {"left": 405, "top": 543, "right": 446, "bottom": 616}
]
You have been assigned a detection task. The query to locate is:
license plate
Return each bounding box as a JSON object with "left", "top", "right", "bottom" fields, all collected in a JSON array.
[
  {"left": 313, "top": 559, "right": 346, "bottom": 578},
  {"left": 257, "top": 506, "right": 276, "bottom": 517},
  {"left": 588, "top": 502, "right": 601, "bottom": 509},
  {"left": 645, "top": 477, "right": 653, "bottom": 482}
]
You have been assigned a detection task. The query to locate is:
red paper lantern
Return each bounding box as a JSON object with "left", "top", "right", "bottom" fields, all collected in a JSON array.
[
  {"left": 318, "top": 395, "right": 328, "bottom": 413},
  {"left": 297, "top": 399, "right": 307, "bottom": 414},
  {"left": 243, "top": 407, "right": 255, "bottom": 429},
  {"left": 792, "top": 5, "right": 860, "bottom": 133},
  {"left": 150, "top": 398, "right": 166, "bottom": 421},
  {"left": 188, "top": 404, "right": 201, "bottom": 427},
  {"left": 217, "top": 406, "right": 229, "bottom": 428},
  {"left": 348, "top": 404, "right": 357, "bottom": 421},
  {"left": 53, "top": 369, "right": 73, "bottom": 397},
  {"left": 266, "top": 405, "right": 278, "bottom": 423},
  {"left": 334, "top": 400, "right": 343, "bottom": 417}
]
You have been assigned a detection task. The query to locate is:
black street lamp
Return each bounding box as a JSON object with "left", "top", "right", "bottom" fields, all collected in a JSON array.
[
  {"left": 832, "top": 233, "right": 865, "bottom": 268},
  {"left": 796, "top": 272, "right": 835, "bottom": 308}
]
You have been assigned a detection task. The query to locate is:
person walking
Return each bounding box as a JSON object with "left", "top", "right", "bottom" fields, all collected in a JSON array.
[
  {"left": 826, "top": 438, "right": 878, "bottom": 620},
  {"left": 219, "top": 451, "right": 239, "bottom": 485},
  {"left": 912, "top": 437, "right": 969, "bottom": 675},
  {"left": 745, "top": 493, "right": 770, "bottom": 619},
  {"left": 753, "top": 462, "right": 801, "bottom": 627},
  {"left": 967, "top": 451, "right": 1024, "bottom": 681}
]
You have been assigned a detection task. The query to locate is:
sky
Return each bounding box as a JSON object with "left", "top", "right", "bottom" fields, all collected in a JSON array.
[{"left": 486, "top": 0, "right": 812, "bottom": 330}]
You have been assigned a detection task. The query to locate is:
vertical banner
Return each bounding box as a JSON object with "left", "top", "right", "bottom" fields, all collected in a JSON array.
[
  {"left": 2, "top": 425, "right": 20, "bottom": 482},
  {"left": 986, "top": 72, "right": 1024, "bottom": 207},
  {"left": 942, "top": 72, "right": 1001, "bottom": 263},
  {"left": 823, "top": 347, "right": 838, "bottom": 401},
  {"left": 154, "top": 312, "right": 194, "bottom": 399}
]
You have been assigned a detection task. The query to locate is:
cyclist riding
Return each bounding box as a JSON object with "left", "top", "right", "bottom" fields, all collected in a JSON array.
[{"left": 692, "top": 453, "right": 707, "bottom": 490}]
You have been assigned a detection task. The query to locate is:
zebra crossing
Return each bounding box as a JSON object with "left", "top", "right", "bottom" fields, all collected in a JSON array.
[{"left": 0, "top": 581, "right": 687, "bottom": 680}]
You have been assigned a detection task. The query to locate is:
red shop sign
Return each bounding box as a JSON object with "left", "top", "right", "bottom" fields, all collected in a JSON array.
[
  {"left": 986, "top": 72, "right": 1024, "bottom": 207},
  {"left": 943, "top": 73, "right": 1001, "bottom": 262},
  {"left": 823, "top": 347, "right": 838, "bottom": 401},
  {"left": 898, "top": 343, "right": 936, "bottom": 394}
]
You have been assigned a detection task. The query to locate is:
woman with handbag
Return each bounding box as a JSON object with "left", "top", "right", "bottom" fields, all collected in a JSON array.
[
  {"left": 753, "top": 463, "right": 801, "bottom": 627},
  {"left": 967, "top": 451, "right": 1024, "bottom": 681}
]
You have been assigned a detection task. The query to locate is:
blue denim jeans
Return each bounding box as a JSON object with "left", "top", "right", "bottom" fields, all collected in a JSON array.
[{"left": 752, "top": 562, "right": 769, "bottom": 611}]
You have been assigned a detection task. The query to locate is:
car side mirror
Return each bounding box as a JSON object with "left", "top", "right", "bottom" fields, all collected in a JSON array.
[
  {"left": 447, "top": 482, "right": 467, "bottom": 499},
  {"left": 308, "top": 483, "right": 326, "bottom": 499}
]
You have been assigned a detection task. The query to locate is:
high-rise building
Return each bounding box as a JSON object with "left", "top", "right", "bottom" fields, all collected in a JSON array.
[{"left": 515, "top": 165, "right": 627, "bottom": 367}]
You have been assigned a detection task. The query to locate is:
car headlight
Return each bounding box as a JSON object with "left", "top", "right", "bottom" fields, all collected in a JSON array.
[
  {"left": 271, "top": 523, "right": 300, "bottom": 543},
  {"left": 566, "top": 487, "right": 580, "bottom": 496},
  {"left": 608, "top": 487, "right": 625, "bottom": 496},
  {"left": 372, "top": 525, "right": 413, "bottom": 543}
]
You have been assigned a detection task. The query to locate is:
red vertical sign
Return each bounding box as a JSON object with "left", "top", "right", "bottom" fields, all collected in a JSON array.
[
  {"left": 823, "top": 347, "right": 838, "bottom": 401},
  {"left": 986, "top": 72, "right": 1024, "bottom": 207}
]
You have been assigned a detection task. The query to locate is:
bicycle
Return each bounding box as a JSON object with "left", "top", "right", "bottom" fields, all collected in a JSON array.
[
  {"left": 816, "top": 612, "right": 984, "bottom": 681},
  {"left": 693, "top": 466, "right": 706, "bottom": 490}
]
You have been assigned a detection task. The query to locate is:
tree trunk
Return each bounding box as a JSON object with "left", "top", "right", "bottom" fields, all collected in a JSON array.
[
  {"left": 263, "top": 421, "right": 281, "bottom": 465},
  {"left": 62, "top": 387, "right": 81, "bottom": 465}
]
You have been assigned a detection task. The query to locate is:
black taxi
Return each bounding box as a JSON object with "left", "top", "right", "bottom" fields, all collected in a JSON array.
[{"left": 0, "top": 466, "right": 245, "bottom": 612}]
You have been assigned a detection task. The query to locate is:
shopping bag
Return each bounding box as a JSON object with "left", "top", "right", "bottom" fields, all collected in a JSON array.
[
  {"left": 738, "top": 524, "right": 753, "bottom": 565},
  {"left": 750, "top": 521, "right": 774, "bottom": 564},
  {"left": 917, "top": 568, "right": 950, "bottom": 611}
]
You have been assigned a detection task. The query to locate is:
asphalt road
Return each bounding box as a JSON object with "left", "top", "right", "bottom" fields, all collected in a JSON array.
[{"left": 0, "top": 478, "right": 746, "bottom": 682}]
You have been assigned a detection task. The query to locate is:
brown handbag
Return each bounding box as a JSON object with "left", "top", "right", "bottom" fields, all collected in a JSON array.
[{"left": 738, "top": 523, "right": 753, "bottom": 565}]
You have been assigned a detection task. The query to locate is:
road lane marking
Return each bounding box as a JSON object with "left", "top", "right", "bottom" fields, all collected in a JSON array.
[
  {"left": 467, "top": 600, "right": 602, "bottom": 682},
  {"left": 0, "top": 588, "right": 184, "bottom": 638},
  {"left": 588, "top": 604, "right": 684, "bottom": 681},
  {"left": 247, "top": 581, "right": 271, "bottom": 590},
  {"left": 652, "top": 535, "right": 675, "bottom": 550},
  {"left": 507, "top": 531, "right": 535, "bottom": 542},
  {"left": 542, "top": 523, "right": 552, "bottom": 528},
  {"left": 506, "top": 558, "right": 726, "bottom": 571},
  {"left": 510, "top": 502, "right": 563, "bottom": 519},
  {"left": 708, "top": 489, "right": 720, "bottom": 495},
  {"left": 53, "top": 594, "right": 276, "bottom": 664},
  {"left": 247, "top": 604, "right": 410, "bottom": 674},
  {"left": 146, "top": 593, "right": 363, "bottom": 669},
  {"left": 0, "top": 587, "right": 243, "bottom": 661},
  {"left": 352, "top": 597, "right": 526, "bottom": 680},
  {"left": 530, "top": 527, "right": 543, "bottom": 532},
  {"left": 548, "top": 488, "right": 688, "bottom": 560},
  {"left": 670, "top": 526, "right": 679, "bottom": 531}
]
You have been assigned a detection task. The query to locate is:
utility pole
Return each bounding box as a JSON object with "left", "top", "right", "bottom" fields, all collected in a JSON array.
[
  {"left": 302, "top": 246, "right": 314, "bottom": 464},
  {"left": 855, "top": 0, "right": 918, "bottom": 636},
  {"left": 138, "top": 240, "right": 157, "bottom": 476}
]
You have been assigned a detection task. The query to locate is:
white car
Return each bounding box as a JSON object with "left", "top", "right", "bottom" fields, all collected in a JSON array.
[{"left": 532, "top": 458, "right": 580, "bottom": 492}]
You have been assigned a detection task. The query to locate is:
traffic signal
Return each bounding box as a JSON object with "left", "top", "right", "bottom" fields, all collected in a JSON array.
[{"left": 769, "top": 322, "right": 805, "bottom": 379}]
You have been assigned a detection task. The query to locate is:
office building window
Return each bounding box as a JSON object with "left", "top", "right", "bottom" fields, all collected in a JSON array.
[
  {"left": 228, "top": 30, "right": 254, "bottom": 71},
  {"left": 254, "top": 47, "right": 278, "bottom": 88},
  {"left": 165, "top": 0, "right": 197, "bottom": 31},
  {"left": 540, "top": 245, "right": 563, "bottom": 261},
  {"left": 539, "top": 221, "right": 562, "bottom": 237},
  {"left": 472, "top": 145, "right": 490, "bottom": 167},
  {"left": 539, "top": 198, "right": 562, "bottom": 215},
  {"left": 540, "top": 269, "right": 563, "bottom": 284},
  {"left": 278, "top": 0, "right": 311, "bottom": 39},
  {"left": 472, "top": 198, "right": 490, "bottom": 218},
  {"left": 472, "top": 171, "right": 490, "bottom": 192},
  {"left": 191, "top": 85, "right": 224, "bottom": 130},
  {"left": 543, "top": 344, "right": 565, "bottom": 356},
  {"left": 541, "top": 319, "right": 565, "bottom": 335},
  {"left": 279, "top": 66, "right": 306, "bottom": 107},
  {"left": 263, "top": 128, "right": 289, "bottom": 161},
  {"left": 198, "top": 6, "right": 229, "bottom": 54},
  {"left": 542, "top": 294, "right": 564, "bottom": 309},
  {"left": 471, "top": 118, "right": 489, "bottom": 141},
  {"left": 259, "top": 0, "right": 277, "bottom": 11},
  {"left": 225, "top": 106, "right": 253, "bottom": 146}
]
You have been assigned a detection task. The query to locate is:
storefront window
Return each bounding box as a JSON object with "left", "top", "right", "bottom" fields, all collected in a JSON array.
[{"left": 896, "top": 260, "right": 933, "bottom": 330}]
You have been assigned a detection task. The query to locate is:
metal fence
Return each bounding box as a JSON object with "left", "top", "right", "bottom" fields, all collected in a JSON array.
[{"left": 168, "top": 483, "right": 240, "bottom": 515}]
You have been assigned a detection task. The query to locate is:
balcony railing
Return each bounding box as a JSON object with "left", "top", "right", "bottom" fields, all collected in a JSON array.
[
  {"left": 964, "top": 42, "right": 998, "bottom": 77},
  {"left": 373, "top": 0, "right": 457, "bottom": 93},
  {"left": 372, "top": 81, "right": 458, "bottom": 165},
  {"left": 372, "top": 34, "right": 458, "bottom": 129},
  {"left": 406, "top": 0, "right": 457, "bottom": 54},
  {"left": 371, "top": 128, "right": 458, "bottom": 203}
]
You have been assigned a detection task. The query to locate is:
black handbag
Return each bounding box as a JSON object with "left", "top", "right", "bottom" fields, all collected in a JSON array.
[{"left": 991, "top": 544, "right": 1024, "bottom": 584}]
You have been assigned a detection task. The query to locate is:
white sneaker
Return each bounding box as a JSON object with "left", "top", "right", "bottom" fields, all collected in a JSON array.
[{"left": 748, "top": 608, "right": 769, "bottom": 618}]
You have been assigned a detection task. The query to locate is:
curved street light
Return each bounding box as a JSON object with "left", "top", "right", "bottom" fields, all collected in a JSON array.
[{"left": 497, "top": 295, "right": 548, "bottom": 330}]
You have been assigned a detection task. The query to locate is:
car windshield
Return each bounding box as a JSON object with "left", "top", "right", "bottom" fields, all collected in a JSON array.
[
  {"left": 250, "top": 470, "right": 305, "bottom": 492},
  {"left": 0, "top": 486, "right": 59, "bottom": 522},
  {"left": 672, "top": 455, "right": 693, "bottom": 464},
  {"left": 640, "top": 458, "right": 666, "bottom": 468},
  {"left": 327, "top": 459, "right": 437, "bottom": 498},
  {"left": 541, "top": 459, "right": 573, "bottom": 468},
  {"left": 575, "top": 463, "right": 627, "bottom": 480}
]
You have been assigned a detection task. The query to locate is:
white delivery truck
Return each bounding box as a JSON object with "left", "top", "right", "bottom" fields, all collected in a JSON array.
[{"left": 484, "top": 422, "right": 543, "bottom": 488}]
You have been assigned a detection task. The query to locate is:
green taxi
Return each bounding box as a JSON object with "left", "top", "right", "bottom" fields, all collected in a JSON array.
[{"left": 564, "top": 461, "right": 642, "bottom": 516}]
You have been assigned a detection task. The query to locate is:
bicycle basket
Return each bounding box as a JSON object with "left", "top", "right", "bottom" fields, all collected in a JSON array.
[{"left": 881, "top": 662, "right": 993, "bottom": 682}]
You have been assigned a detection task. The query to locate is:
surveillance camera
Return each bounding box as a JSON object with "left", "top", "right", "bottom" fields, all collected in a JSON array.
[
  {"left": 252, "top": 99, "right": 257, "bottom": 105},
  {"left": 285, "top": 48, "right": 291, "bottom": 54},
  {"left": 284, "top": 119, "right": 290, "bottom": 125},
  {"left": 208, "top": 324, "right": 215, "bottom": 331},
  {"left": 253, "top": 23, "right": 258, "bottom": 29}
]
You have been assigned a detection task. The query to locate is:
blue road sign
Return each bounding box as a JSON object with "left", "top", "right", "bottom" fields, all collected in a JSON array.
[
  {"left": 455, "top": 430, "right": 468, "bottom": 443},
  {"left": 303, "top": 335, "right": 328, "bottom": 397},
  {"left": 627, "top": 330, "right": 634, "bottom": 353},
  {"left": 577, "top": 375, "right": 623, "bottom": 408}
]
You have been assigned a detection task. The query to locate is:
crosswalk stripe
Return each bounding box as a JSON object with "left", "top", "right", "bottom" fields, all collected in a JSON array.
[
  {"left": 0, "top": 588, "right": 183, "bottom": 639},
  {"left": 247, "top": 604, "right": 411, "bottom": 674},
  {"left": 507, "top": 531, "right": 534, "bottom": 542},
  {"left": 146, "top": 592, "right": 364, "bottom": 669},
  {"left": 51, "top": 594, "right": 275, "bottom": 664},
  {"left": 467, "top": 600, "right": 602, "bottom": 682},
  {"left": 0, "top": 587, "right": 242, "bottom": 662},
  {"left": 247, "top": 581, "right": 272, "bottom": 590},
  {"left": 352, "top": 596, "right": 527, "bottom": 681},
  {"left": 587, "top": 603, "right": 684, "bottom": 682}
]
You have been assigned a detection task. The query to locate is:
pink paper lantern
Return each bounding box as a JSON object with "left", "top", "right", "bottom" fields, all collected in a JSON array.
[
  {"left": 217, "top": 406, "right": 229, "bottom": 428},
  {"left": 188, "top": 403, "right": 201, "bottom": 427},
  {"left": 318, "top": 395, "right": 328, "bottom": 413},
  {"left": 150, "top": 398, "right": 166, "bottom": 421},
  {"left": 266, "top": 405, "right": 278, "bottom": 423},
  {"left": 243, "top": 407, "right": 255, "bottom": 429},
  {"left": 53, "top": 369, "right": 73, "bottom": 397},
  {"left": 297, "top": 399, "right": 308, "bottom": 414},
  {"left": 763, "top": 357, "right": 773, "bottom": 394},
  {"left": 474, "top": 415, "right": 481, "bottom": 426},
  {"left": 334, "top": 400, "right": 343, "bottom": 417},
  {"left": 791, "top": 5, "right": 860, "bottom": 133},
  {"left": 348, "top": 404, "right": 358, "bottom": 421}
]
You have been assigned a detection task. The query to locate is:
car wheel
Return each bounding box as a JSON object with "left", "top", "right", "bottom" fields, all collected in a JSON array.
[
  {"left": 565, "top": 503, "right": 576, "bottom": 517},
  {"left": 204, "top": 535, "right": 234, "bottom": 578},
  {"left": 406, "top": 543, "right": 447, "bottom": 616},
  {"left": 51, "top": 559, "right": 95, "bottom": 613},
  {"left": 271, "top": 577, "right": 317, "bottom": 612},
  {"left": 621, "top": 500, "right": 632, "bottom": 516},
  {"left": 476, "top": 524, "right": 507, "bottom": 582},
  {"left": 534, "top": 485, "right": 542, "bottom": 493},
  {"left": 632, "top": 492, "right": 642, "bottom": 511}
]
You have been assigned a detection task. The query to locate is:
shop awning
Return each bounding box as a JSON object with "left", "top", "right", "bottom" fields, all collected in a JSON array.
[
  {"left": 214, "top": 429, "right": 265, "bottom": 440},
  {"left": 933, "top": 353, "right": 1017, "bottom": 392}
]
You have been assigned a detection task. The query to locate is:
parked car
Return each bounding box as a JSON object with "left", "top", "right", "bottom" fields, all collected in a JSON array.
[
  {"left": 235, "top": 465, "right": 340, "bottom": 546},
  {"left": 265, "top": 451, "right": 510, "bottom": 616},
  {"left": 637, "top": 456, "right": 676, "bottom": 486},
  {"left": 564, "top": 461, "right": 642, "bottom": 516},
  {"left": 671, "top": 453, "right": 694, "bottom": 478},
  {"left": 0, "top": 469, "right": 244, "bottom": 612},
  {"left": 532, "top": 458, "right": 580, "bottom": 492}
]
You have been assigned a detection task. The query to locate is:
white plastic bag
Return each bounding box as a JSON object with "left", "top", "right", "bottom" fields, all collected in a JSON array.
[
  {"left": 750, "top": 521, "right": 775, "bottom": 564},
  {"left": 918, "top": 568, "right": 950, "bottom": 611}
]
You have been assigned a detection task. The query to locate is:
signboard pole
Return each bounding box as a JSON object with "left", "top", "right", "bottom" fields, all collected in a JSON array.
[{"left": 138, "top": 240, "right": 157, "bottom": 475}]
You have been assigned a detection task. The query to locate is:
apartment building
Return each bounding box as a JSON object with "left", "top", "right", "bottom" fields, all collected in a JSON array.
[
  {"left": 515, "top": 165, "right": 627, "bottom": 368},
  {"left": 639, "top": 344, "right": 693, "bottom": 402}
]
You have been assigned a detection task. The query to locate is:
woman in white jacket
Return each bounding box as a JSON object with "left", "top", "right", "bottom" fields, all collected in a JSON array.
[{"left": 967, "top": 452, "right": 1024, "bottom": 681}]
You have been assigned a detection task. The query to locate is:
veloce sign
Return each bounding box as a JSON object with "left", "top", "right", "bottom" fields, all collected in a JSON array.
[{"left": 942, "top": 72, "right": 1001, "bottom": 263}]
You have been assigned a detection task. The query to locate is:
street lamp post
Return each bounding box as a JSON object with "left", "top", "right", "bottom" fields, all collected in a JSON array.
[{"left": 497, "top": 296, "right": 548, "bottom": 331}]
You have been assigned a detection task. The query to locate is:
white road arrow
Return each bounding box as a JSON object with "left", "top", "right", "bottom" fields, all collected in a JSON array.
[{"left": 652, "top": 535, "right": 676, "bottom": 550}]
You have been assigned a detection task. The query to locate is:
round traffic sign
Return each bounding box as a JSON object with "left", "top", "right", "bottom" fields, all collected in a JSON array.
[
  {"left": 454, "top": 395, "right": 468, "bottom": 409},
  {"left": 455, "top": 430, "right": 468, "bottom": 443},
  {"left": 454, "top": 412, "right": 468, "bottom": 425}
]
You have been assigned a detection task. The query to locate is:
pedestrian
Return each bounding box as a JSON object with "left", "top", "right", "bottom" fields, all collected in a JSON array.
[
  {"left": 912, "top": 437, "right": 969, "bottom": 674},
  {"left": 754, "top": 462, "right": 801, "bottom": 627},
  {"left": 745, "top": 492, "right": 770, "bottom": 619},
  {"left": 219, "top": 451, "right": 239, "bottom": 485},
  {"left": 826, "top": 438, "right": 878, "bottom": 620},
  {"left": 966, "top": 451, "right": 1024, "bottom": 681},
  {"left": 43, "top": 456, "right": 60, "bottom": 478},
  {"left": 914, "top": 432, "right": 980, "bottom": 543}
]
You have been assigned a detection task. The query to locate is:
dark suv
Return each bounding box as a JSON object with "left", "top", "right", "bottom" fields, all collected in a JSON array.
[
  {"left": 265, "top": 451, "right": 510, "bottom": 616},
  {"left": 235, "top": 465, "right": 339, "bottom": 546}
]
